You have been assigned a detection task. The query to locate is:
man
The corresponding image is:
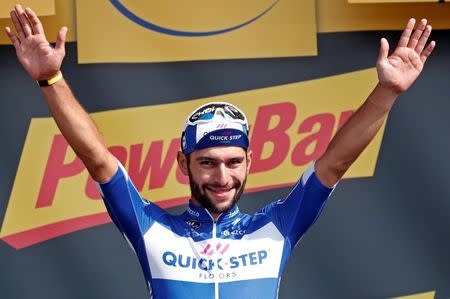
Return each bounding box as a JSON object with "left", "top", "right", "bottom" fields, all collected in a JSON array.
[{"left": 5, "top": 4, "right": 435, "bottom": 299}]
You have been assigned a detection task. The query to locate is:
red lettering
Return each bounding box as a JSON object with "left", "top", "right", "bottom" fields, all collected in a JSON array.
[
  {"left": 128, "top": 139, "right": 180, "bottom": 191},
  {"left": 291, "top": 113, "right": 335, "bottom": 166},
  {"left": 36, "top": 135, "right": 85, "bottom": 208},
  {"left": 249, "top": 103, "right": 296, "bottom": 173},
  {"left": 36, "top": 110, "right": 353, "bottom": 207},
  {"left": 337, "top": 110, "right": 354, "bottom": 131},
  {"left": 85, "top": 146, "right": 128, "bottom": 200}
]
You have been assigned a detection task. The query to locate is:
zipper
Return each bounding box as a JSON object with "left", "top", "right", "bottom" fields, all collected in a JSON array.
[
  {"left": 205, "top": 209, "right": 220, "bottom": 299},
  {"left": 212, "top": 219, "right": 219, "bottom": 299}
]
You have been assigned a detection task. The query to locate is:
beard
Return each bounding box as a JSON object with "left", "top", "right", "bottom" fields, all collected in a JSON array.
[{"left": 188, "top": 169, "right": 247, "bottom": 215}]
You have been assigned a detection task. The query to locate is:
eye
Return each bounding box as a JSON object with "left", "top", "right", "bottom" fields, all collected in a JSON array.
[
  {"left": 228, "top": 159, "right": 243, "bottom": 167},
  {"left": 200, "top": 160, "right": 215, "bottom": 167}
]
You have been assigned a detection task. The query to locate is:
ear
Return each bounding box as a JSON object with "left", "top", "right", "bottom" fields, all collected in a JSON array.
[
  {"left": 246, "top": 149, "right": 253, "bottom": 174},
  {"left": 177, "top": 151, "right": 189, "bottom": 176}
]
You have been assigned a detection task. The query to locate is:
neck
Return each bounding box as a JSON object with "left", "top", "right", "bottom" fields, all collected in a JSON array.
[{"left": 189, "top": 198, "right": 221, "bottom": 220}]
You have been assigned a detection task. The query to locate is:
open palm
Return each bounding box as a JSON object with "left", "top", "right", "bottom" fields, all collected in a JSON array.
[
  {"left": 5, "top": 5, "right": 66, "bottom": 81},
  {"left": 377, "top": 19, "right": 435, "bottom": 95}
]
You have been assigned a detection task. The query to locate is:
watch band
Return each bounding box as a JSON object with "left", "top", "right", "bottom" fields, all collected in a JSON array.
[{"left": 37, "top": 71, "right": 63, "bottom": 87}]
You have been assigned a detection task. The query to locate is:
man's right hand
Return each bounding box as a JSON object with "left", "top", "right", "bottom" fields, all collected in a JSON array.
[
  {"left": 5, "top": 4, "right": 67, "bottom": 81},
  {"left": 5, "top": 4, "right": 118, "bottom": 183}
]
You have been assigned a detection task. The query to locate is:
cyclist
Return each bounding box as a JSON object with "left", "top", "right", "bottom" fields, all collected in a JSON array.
[{"left": 5, "top": 4, "right": 435, "bottom": 298}]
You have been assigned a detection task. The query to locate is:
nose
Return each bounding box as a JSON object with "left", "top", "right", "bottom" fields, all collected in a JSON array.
[{"left": 212, "top": 163, "right": 230, "bottom": 186}]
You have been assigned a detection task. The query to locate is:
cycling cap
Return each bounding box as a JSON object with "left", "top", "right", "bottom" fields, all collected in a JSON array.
[{"left": 181, "top": 102, "right": 249, "bottom": 155}]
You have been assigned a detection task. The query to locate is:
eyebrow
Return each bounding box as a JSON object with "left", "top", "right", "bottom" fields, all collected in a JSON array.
[
  {"left": 195, "top": 156, "right": 217, "bottom": 162},
  {"left": 195, "top": 156, "right": 245, "bottom": 162}
]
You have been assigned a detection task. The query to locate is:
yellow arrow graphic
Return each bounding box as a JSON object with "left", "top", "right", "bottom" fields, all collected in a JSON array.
[{"left": 390, "top": 291, "right": 435, "bottom": 299}]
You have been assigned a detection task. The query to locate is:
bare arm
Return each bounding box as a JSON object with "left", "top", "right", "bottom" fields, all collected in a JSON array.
[
  {"left": 5, "top": 5, "right": 117, "bottom": 182},
  {"left": 316, "top": 18, "right": 436, "bottom": 187}
]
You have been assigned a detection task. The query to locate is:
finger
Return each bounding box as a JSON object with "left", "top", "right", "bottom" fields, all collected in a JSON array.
[
  {"left": 420, "top": 40, "right": 436, "bottom": 64},
  {"left": 398, "top": 18, "right": 416, "bottom": 48},
  {"left": 25, "top": 7, "right": 44, "bottom": 35},
  {"left": 10, "top": 10, "right": 25, "bottom": 40},
  {"left": 378, "top": 38, "right": 389, "bottom": 62},
  {"left": 5, "top": 27, "right": 20, "bottom": 49},
  {"left": 55, "top": 27, "right": 67, "bottom": 53},
  {"left": 15, "top": 4, "right": 33, "bottom": 37},
  {"left": 407, "top": 19, "right": 427, "bottom": 49},
  {"left": 415, "top": 25, "right": 432, "bottom": 54}
]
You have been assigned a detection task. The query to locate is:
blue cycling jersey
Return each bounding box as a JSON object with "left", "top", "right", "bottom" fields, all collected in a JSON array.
[{"left": 98, "top": 162, "right": 334, "bottom": 299}]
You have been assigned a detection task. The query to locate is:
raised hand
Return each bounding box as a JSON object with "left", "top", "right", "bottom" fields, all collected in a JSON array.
[
  {"left": 376, "top": 18, "right": 436, "bottom": 95},
  {"left": 5, "top": 4, "right": 67, "bottom": 81}
]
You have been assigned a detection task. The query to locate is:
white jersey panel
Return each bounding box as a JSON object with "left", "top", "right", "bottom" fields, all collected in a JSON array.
[{"left": 144, "top": 221, "right": 284, "bottom": 283}]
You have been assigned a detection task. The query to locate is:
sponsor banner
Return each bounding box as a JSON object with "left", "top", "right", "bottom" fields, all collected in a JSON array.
[
  {"left": 318, "top": 0, "right": 450, "bottom": 32},
  {"left": 391, "top": 291, "right": 435, "bottom": 299},
  {"left": 76, "top": 0, "right": 317, "bottom": 63},
  {"left": 0, "top": 0, "right": 54, "bottom": 18},
  {"left": 0, "top": 0, "right": 76, "bottom": 45},
  {"left": 1, "top": 68, "right": 384, "bottom": 249}
]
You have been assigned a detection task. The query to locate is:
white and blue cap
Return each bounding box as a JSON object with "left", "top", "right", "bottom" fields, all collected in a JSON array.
[{"left": 181, "top": 102, "right": 249, "bottom": 155}]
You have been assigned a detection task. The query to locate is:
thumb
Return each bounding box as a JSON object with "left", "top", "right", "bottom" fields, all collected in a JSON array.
[
  {"left": 378, "top": 38, "right": 389, "bottom": 63},
  {"left": 55, "top": 26, "right": 67, "bottom": 53}
]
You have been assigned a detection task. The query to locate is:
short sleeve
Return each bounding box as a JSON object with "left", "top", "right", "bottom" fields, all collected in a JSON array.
[
  {"left": 259, "top": 162, "right": 335, "bottom": 250},
  {"left": 97, "top": 162, "right": 156, "bottom": 251}
]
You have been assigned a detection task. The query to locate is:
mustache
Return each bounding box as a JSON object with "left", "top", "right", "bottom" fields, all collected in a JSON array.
[{"left": 203, "top": 180, "right": 242, "bottom": 190}]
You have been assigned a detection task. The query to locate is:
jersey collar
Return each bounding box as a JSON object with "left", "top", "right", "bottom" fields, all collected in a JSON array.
[{"left": 184, "top": 201, "right": 240, "bottom": 223}]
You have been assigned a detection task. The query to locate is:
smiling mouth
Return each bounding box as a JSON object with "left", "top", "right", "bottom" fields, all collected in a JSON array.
[{"left": 206, "top": 186, "right": 234, "bottom": 198}]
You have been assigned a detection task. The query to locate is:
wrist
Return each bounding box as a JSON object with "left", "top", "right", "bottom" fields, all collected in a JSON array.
[
  {"left": 367, "top": 83, "right": 400, "bottom": 111},
  {"left": 376, "top": 82, "right": 402, "bottom": 97},
  {"left": 37, "top": 71, "right": 63, "bottom": 87}
]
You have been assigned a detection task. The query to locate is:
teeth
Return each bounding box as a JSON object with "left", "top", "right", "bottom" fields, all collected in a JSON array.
[{"left": 209, "top": 187, "right": 231, "bottom": 193}]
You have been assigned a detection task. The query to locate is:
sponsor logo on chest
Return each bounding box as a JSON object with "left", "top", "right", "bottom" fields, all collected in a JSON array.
[
  {"left": 145, "top": 222, "right": 284, "bottom": 282},
  {"left": 162, "top": 242, "right": 268, "bottom": 280}
]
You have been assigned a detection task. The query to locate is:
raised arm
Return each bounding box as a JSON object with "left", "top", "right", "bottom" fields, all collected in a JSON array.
[
  {"left": 5, "top": 4, "right": 117, "bottom": 182},
  {"left": 315, "top": 18, "right": 436, "bottom": 187}
]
